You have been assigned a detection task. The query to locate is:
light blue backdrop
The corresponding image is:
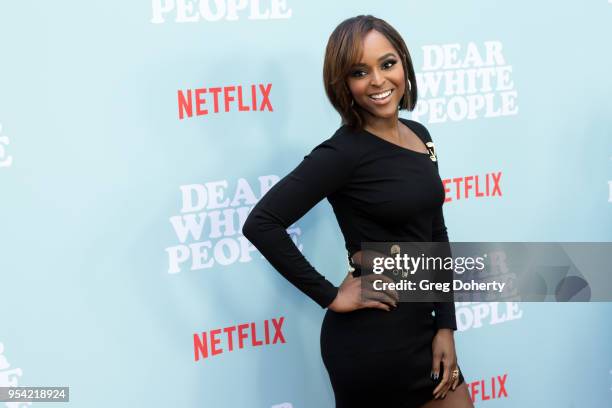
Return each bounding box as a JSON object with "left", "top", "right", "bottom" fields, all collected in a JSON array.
[{"left": 1, "top": 1, "right": 611, "bottom": 407}]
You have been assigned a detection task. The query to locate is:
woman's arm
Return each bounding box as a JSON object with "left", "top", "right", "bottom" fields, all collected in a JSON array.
[
  {"left": 432, "top": 208, "right": 458, "bottom": 330},
  {"left": 410, "top": 119, "right": 458, "bottom": 330},
  {"left": 242, "top": 130, "right": 358, "bottom": 309}
]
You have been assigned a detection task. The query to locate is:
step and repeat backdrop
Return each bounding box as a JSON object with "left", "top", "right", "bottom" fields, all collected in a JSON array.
[{"left": 1, "top": 1, "right": 612, "bottom": 407}]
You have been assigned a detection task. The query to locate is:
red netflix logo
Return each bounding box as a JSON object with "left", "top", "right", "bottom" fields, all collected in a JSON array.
[
  {"left": 178, "top": 83, "right": 273, "bottom": 120},
  {"left": 442, "top": 171, "right": 502, "bottom": 202},
  {"left": 468, "top": 373, "right": 508, "bottom": 403},
  {"left": 193, "top": 316, "right": 286, "bottom": 362}
]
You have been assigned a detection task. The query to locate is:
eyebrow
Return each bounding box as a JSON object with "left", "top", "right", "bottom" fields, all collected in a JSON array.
[{"left": 352, "top": 52, "right": 397, "bottom": 68}]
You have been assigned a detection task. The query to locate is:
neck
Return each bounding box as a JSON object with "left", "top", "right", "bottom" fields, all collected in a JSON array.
[{"left": 360, "top": 109, "right": 401, "bottom": 140}]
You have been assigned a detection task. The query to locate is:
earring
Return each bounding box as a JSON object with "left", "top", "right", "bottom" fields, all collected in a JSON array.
[{"left": 407, "top": 79, "right": 412, "bottom": 91}]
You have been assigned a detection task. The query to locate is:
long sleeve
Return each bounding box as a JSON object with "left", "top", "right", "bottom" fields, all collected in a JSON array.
[
  {"left": 416, "top": 120, "right": 458, "bottom": 331},
  {"left": 242, "top": 132, "right": 358, "bottom": 309},
  {"left": 432, "top": 207, "right": 458, "bottom": 330}
]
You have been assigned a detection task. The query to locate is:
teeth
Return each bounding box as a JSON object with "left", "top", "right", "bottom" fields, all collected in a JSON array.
[{"left": 370, "top": 89, "right": 392, "bottom": 100}]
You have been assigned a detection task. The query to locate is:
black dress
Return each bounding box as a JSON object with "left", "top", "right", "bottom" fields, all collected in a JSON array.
[{"left": 242, "top": 117, "right": 465, "bottom": 407}]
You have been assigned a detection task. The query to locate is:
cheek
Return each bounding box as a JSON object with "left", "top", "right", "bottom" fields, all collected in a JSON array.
[
  {"left": 393, "top": 69, "right": 406, "bottom": 90},
  {"left": 347, "top": 80, "right": 368, "bottom": 99}
]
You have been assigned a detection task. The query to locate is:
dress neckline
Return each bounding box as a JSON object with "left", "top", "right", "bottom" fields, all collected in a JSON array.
[{"left": 359, "top": 117, "right": 431, "bottom": 157}]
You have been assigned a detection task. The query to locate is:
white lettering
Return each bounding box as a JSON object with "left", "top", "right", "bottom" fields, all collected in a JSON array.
[
  {"left": 167, "top": 176, "right": 304, "bottom": 273},
  {"left": 0, "top": 123, "right": 13, "bottom": 168},
  {"left": 151, "top": 0, "right": 292, "bottom": 23},
  {"left": 151, "top": 0, "right": 176, "bottom": 24},
  {"left": 456, "top": 301, "right": 523, "bottom": 331},
  {"left": 414, "top": 41, "right": 518, "bottom": 123}
]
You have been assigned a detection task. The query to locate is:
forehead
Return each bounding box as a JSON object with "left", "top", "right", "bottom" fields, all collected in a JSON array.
[{"left": 356, "top": 30, "right": 397, "bottom": 63}]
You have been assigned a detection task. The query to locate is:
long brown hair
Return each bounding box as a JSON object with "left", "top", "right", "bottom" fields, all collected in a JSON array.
[{"left": 323, "top": 15, "right": 418, "bottom": 130}]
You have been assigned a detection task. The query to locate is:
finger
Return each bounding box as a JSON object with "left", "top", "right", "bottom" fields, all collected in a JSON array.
[
  {"left": 389, "top": 288, "right": 400, "bottom": 303},
  {"left": 442, "top": 377, "right": 454, "bottom": 399},
  {"left": 440, "top": 362, "right": 453, "bottom": 399},
  {"left": 451, "top": 365, "right": 460, "bottom": 391},
  {"left": 441, "top": 375, "right": 453, "bottom": 399},
  {"left": 374, "top": 274, "right": 401, "bottom": 302},
  {"left": 434, "top": 378, "right": 450, "bottom": 399},
  {"left": 380, "top": 276, "right": 401, "bottom": 302},
  {"left": 431, "top": 355, "right": 442, "bottom": 395},
  {"left": 361, "top": 299, "right": 391, "bottom": 312},
  {"left": 361, "top": 275, "right": 400, "bottom": 303},
  {"left": 362, "top": 288, "right": 397, "bottom": 307},
  {"left": 433, "top": 376, "right": 448, "bottom": 398},
  {"left": 433, "top": 359, "right": 450, "bottom": 398}
]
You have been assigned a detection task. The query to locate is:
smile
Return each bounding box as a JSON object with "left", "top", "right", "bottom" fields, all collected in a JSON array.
[{"left": 368, "top": 89, "right": 394, "bottom": 103}]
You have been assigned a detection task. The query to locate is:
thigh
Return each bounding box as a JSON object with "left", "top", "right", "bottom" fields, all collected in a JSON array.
[{"left": 418, "top": 382, "right": 474, "bottom": 408}]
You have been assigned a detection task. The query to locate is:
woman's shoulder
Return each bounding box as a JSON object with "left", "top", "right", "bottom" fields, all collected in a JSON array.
[
  {"left": 330, "top": 122, "right": 364, "bottom": 143},
  {"left": 302, "top": 123, "right": 364, "bottom": 169},
  {"left": 312, "top": 123, "right": 364, "bottom": 153}
]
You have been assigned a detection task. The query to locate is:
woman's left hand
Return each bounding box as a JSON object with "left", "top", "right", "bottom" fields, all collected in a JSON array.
[{"left": 431, "top": 328, "right": 460, "bottom": 399}]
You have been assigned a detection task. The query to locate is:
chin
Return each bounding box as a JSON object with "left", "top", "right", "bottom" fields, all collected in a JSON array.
[{"left": 366, "top": 105, "right": 397, "bottom": 118}]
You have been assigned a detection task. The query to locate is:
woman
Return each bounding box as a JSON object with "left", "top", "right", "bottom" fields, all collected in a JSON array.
[{"left": 242, "top": 15, "right": 474, "bottom": 408}]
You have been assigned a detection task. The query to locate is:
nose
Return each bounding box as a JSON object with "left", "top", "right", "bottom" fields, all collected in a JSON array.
[{"left": 370, "top": 67, "right": 385, "bottom": 87}]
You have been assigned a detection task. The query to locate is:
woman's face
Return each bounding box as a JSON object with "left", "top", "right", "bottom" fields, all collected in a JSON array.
[{"left": 346, "top": 29, "right": 406, "bottom": 121}]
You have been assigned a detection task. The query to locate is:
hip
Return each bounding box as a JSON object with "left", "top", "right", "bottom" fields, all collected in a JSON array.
[{"left": 320, "top": 301, "right": 437, "bottom": 357}]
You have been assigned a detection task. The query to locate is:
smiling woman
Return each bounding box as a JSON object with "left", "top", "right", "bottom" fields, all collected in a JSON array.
[
  {"left": 243, "top": 14, "right": 475, "bottom": 408},
  {"left": 323, "top": 18, "right": 418, "bottom": 131}
]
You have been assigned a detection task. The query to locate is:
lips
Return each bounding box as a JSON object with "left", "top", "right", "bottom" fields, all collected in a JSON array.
[{"left": 368, "top": 88, "right": 394, "bottom": 104}]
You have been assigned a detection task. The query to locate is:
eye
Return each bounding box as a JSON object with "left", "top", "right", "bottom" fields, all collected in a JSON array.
[
  {"left": 383, "top": 59, "right": 397, "bottom": 69},
  {"left": 350, "top": 59, "right": 398, "bottom": 78}
]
